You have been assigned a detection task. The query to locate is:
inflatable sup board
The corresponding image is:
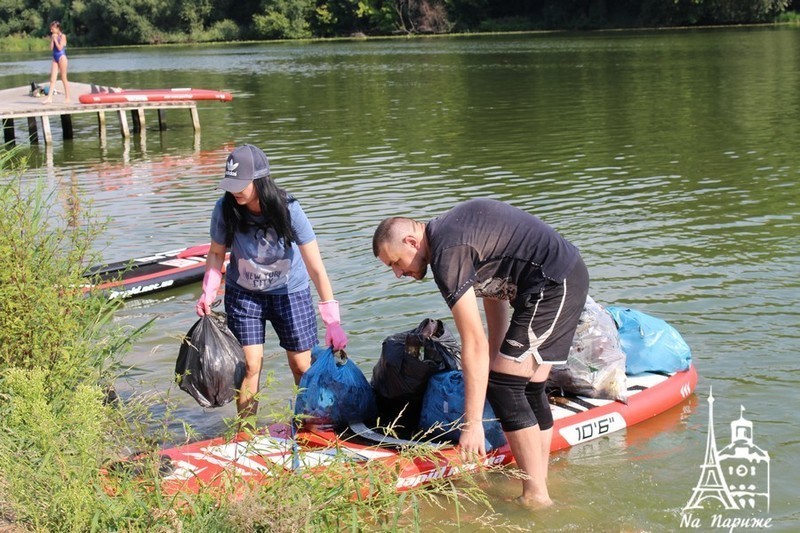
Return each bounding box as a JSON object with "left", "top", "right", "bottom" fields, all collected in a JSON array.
[
  {"left": 79, "top": 88, "right": 232, "bottom": 104},
  {"left": 84, "top": 244, "right": 227, "bottom": 299},
  {"left": 149, "top": 364, "right": 697, "bottom": 494}
]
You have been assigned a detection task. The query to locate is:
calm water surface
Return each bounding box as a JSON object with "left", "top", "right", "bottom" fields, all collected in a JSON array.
[{"left": 2, "top": 27, "right": 799, "bottom": 531}]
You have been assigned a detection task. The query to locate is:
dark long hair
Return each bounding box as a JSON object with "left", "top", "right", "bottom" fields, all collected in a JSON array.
[{"left": 221, "top": 177, "right": 297, "bottom": 248}]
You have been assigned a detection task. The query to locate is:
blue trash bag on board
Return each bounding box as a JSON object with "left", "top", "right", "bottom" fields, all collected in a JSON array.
[
  {"left": 418, "top": 370, "right": 507, "bottom": 451},
  {"left": 294, "top": 345, "right": 377, "bottom": 430},
  {"left": 606, "top": 307, "right": 692, "bottom": 375}
]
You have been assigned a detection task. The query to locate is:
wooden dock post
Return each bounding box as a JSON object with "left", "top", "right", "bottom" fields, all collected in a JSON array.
[
  {"left": 118, "top": 110, "right": 130, "bottom": 138},
  {"left": 190, "top": 107, "right": 200, "bottom": 132},
  {"left": 157, "top": 109, "right": 166, "bottom": 131},
  {"left": 41, "top": 116, "right": 52, "bottom": 144},
  {"left": 27, "top": 116, "right": 38, "bottom": 143},
  {"left": 131, "top": 110, "right": 140, "bottom": 133},
  {"left": 3, "top": 118, "right": 14, "bottom": 144},
  {"left": 131, "top": 108, "right": 146, "bottom": 138},
  {"left": 97, "top": 111, "right": 107, "bottom": 143},
  {"left": 60, "top": 114, "right": 73, "bottom": 139}
]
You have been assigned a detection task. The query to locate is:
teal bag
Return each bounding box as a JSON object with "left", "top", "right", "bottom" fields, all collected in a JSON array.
[{"left": 607, "top": 307, "right": 692, "bottom": 375}]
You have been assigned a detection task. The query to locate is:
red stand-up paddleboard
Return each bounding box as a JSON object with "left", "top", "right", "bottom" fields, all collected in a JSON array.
[
  {"left": 150, "top": 365, "right": 697, "bottom": 494},
  {"left": 79, "top": 88, "right": 232, "bottom": 104},
  {"left": 84, "top": 244, "right": 228, "bottom": 299}
]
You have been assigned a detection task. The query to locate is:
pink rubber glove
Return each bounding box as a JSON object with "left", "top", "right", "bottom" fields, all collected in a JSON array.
[
  {"left": 318, "top": 300, "right": 348, "bottom": 350},
  {"left": 196, "top": 266, "right": 222, "bottom": 317}
]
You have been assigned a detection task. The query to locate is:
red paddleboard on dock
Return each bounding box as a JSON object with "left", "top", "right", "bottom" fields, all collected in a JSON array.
[
  {"left": 79, "top": 88, "right": 232, "bottom": 104},
  {"left": 150, "top": 365, "right": 697, "bottom": 494}
]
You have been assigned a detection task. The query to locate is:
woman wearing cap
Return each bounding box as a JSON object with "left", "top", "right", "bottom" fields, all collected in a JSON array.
[{"left": 196, "top": 144, "right": 347, "bottom": 424}]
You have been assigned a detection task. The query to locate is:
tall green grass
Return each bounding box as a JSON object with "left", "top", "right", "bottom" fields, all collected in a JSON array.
[
  {"left": 0, "top": 147, "right": 145, "bottom": 530},
  {"left": 775, "top": 10, "right": 800, "bottom": 23},
  {"left": 0, "top": 34, "right": 49, "bottom": 52},
  {"left": 0, "top": 149, "right": 518, "bottom": 531}
]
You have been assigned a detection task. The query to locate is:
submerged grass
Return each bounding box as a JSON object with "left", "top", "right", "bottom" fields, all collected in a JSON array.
[{"left": 0, "top": 149, "right": 519, "bottom": 531}]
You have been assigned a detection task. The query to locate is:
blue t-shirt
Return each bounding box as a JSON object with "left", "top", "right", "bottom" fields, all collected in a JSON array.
[{"left": 210, "top": 197, "right": 316, "bottom": 294}]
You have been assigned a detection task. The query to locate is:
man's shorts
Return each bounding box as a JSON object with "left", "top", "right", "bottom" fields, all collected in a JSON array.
[
  {"left": 499, "top": 257, "right": 589, "bottom": 365},
  {"left": 224, "top": 283, "right": 318, "bottom": 352}
]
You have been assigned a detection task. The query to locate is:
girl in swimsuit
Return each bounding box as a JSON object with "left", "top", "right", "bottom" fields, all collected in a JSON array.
[{"left": 44, "top": 21, "right": 70, "bottom": 104}]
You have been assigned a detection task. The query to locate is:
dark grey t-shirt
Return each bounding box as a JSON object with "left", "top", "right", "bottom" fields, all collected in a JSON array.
[{"left": 426, "top": 198, "right": 580, "bottom": 309}]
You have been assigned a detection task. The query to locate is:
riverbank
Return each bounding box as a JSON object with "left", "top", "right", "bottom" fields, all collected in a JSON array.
[
  {"left": 0, "top": 153, "right": 511, "bottom": 532},
  {"left": 2, "top": 14, "right": 798, "bottom": 53}
]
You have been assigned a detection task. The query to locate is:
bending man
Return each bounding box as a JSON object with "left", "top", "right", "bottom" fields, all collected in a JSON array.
[{"left": 372, "top": 198, "right": 588, "bottom": 508}]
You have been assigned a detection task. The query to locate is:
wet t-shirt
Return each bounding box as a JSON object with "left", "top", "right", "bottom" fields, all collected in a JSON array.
[
  {"left": 426, "top": 198, "right": 580, "bottom": 309},
  {"left": 209, "top": 197, "right": 315, "bottom": 294}
]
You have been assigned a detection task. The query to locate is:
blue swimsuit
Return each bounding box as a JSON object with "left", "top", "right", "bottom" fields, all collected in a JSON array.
[{"left": 52, "top": 35, "right": 66, "bottom": 62}]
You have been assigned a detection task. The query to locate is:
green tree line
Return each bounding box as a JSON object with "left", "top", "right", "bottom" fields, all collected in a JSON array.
[{"left": 1, "top": 0, "right": 798, "bottom": 46}]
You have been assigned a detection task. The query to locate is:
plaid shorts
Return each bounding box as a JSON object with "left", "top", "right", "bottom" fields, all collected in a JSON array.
[{"left": 224, "top": 283, "right": 318, "bottom": 351}]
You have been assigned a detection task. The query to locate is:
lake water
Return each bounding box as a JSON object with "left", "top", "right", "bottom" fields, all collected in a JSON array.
[{"left": 2, "top": 27, "right": 799, "bottom": 531}]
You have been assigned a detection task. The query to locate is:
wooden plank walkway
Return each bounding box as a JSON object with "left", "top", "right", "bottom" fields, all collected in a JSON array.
[{"left": 0, "top": 82, "right": 207, "bottom": 145}]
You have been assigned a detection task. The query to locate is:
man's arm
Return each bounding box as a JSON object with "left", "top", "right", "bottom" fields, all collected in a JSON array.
[{"left": 451, "top": 287, "right": 489, "bottom": 458}]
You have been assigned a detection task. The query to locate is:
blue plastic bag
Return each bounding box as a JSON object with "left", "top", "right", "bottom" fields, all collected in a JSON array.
[
  {"left": 606, "top": 307, "right": 692, "bottom": 375},
  {"left": 295, "top": 346, "right": 377, "bottom": 430},
  {"left": 418, "top": 370, "right": 507, "bottom": 451}
]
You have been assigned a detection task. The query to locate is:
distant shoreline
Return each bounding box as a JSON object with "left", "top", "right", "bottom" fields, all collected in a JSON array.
[{"left": 1, "top": 19, "right": 798, "bottom": 54}]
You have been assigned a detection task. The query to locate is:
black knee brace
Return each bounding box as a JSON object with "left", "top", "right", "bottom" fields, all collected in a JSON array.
[
  {"left": 486, "top": 371, "right": 538, "bottom": 432},
  {"left": 525, "top": 381, "right": 554, "bottom": 430}
]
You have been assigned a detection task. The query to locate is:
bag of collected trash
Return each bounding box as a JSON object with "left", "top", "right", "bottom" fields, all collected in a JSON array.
[
  {"left": 295, "top": 345, "right": 377, "bottom": 430},
  {"left": 606, "top": 306, "right": 692, "bottom": 375},
  {"left": 418, "top": 370, "right": 507, "bottom": 451},
  {"left": 547, "top": 296, "right": 628, "bottom": 403},
  {"left": 175, "top": 313, "right": 246, "bottom": 408},
  {"left": 371, "top": 319, "right": 461, "bottom": 437}
]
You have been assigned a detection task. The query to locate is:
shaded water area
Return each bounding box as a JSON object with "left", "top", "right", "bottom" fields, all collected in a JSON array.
[{"left": 2, "top": 27, "right": 799, "bottom": 530}]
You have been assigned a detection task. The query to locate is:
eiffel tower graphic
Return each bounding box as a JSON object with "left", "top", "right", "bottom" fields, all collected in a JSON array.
[{"left": 684, "top": 387, "right": 737, "bottom": 510}]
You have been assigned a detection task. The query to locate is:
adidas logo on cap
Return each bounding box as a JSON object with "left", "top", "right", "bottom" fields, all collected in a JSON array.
[{"left": 225, "top": 158, "right": 239, "bottom": 177}]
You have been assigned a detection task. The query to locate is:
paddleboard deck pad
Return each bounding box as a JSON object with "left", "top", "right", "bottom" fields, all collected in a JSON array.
[
  {"left": 150, "top": 365, "right": 697, "bottom": 494},
  {"left": 84, "top": 244, "right": 227, "bottom": 299}
]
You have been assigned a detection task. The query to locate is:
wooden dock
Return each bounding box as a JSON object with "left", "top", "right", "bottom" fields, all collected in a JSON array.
[{"left": 0, "top": 82, "right": 209, "bottom": 145}]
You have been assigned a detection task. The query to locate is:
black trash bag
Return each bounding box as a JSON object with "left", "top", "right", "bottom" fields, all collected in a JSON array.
[
  {"left": 175, "top": 313, "right": 246, "bottom": 408},
  {"left": 371, "top": 318, "right": 461, "bottom": 437},
  {"left": 294, "top": 345, "right": 377, "bottom": 430}
]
